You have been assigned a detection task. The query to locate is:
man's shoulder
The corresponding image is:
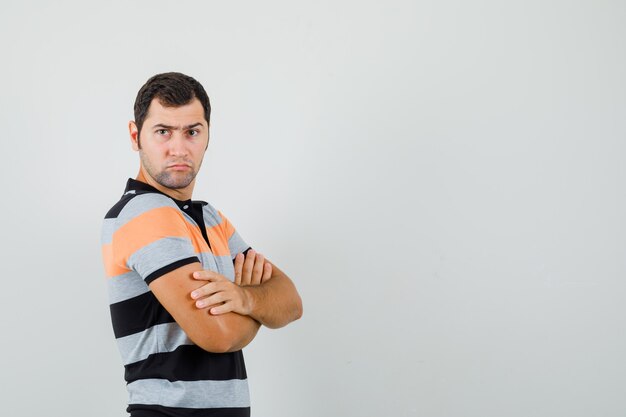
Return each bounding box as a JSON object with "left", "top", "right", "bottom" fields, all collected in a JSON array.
[{"left": 104, "top": 191, "right": 179, "bottom": 223}]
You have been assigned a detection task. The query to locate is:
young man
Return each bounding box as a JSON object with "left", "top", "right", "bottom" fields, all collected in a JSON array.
[{"left": 101, "top": 72, "right": 302, "bottom": 417}]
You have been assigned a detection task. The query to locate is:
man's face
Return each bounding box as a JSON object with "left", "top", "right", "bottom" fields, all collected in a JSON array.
[{"left": 131, "top": 98, "right": 209, "bottom": 191}]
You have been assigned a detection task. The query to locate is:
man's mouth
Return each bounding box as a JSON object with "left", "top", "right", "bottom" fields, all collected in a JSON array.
[{"left": 167, "top": 163, "right": 192, "bottom": 171}]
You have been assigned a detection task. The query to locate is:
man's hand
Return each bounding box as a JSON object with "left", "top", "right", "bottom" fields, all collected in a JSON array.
[
  {"left": 234, "top": 249, "right": 272, "bottom": 286},
  {"left": 191, "top": 250, "right": 302, "bottom": 328},
  {"left": 190, "top": 271, "right": 253, "bottom": 315},
  {"left": 190, "top": 250, "right": 271, "bottom": 315}
]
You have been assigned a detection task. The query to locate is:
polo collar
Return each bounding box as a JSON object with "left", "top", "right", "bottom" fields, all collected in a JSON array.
[{"left": 124, "top": 178, "right": 207, "bottom": 210}]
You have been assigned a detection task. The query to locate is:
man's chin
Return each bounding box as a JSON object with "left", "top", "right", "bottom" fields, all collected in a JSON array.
[{"left": 155, "top": 174, "right": 195, "bottom": 190}]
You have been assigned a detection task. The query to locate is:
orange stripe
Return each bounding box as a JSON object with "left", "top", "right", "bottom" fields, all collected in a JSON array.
[
  {"left": 217, "top": 211, "right": 236, "bottom": 240},
  {"left": 102, "top": 243, "right": 131, "bottom": 277},
  {"left": 206, "top": 223, "right": 231, "bottom": 257},
  {"left": 188, "top": 223, "right": 210, "bottom": 253}
]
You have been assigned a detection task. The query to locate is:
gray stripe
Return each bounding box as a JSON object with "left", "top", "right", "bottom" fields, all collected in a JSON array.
[
  {"left": 201, "top": 202, "right": 221, "bottom": 227},
  {"left": 197, "top": 251, "right": 218, "bottom": 272},
  {"left": 115, "top": 193, "right": 178, "bottom": 228},
  {"left": 196, "top": 253, "right": 236, "bottom": 281},
  {"left": 214, "top": 255, "right": 235, "bottom": 281},
  {"left": 200, "top": 202, "right": 249, "bottom": 259},
  {"left": 101, "top": 218, "right": 117, "bottom": 245},
  {"left": 116, "top": 322, "right": 193, "bottom": 365},
  {"left": 108, "top": 271, "right": 150, "bottom": 304},
  {"left": 228, "top": 231, "right": 249, "bottom": 258},
  {"left": 107, "top": 194, "right": 200, "bottom": 235},
  {"left": 128, "top": 378, "right": 250, "bottom": 408},
  {"left": 128, "top": 237, "right": 197, "bottom": 279}
]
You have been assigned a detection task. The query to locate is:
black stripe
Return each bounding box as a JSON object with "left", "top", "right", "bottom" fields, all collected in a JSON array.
[
  {"left": 105, "top": 192, "right": 140, "bottom": 219},
  {"left": 129, "top": 404, "right": 250, "bottom": 417},
  {"left": 125, "top": 345, "right": 247, "bottom": 383},
  {"left": 190, "top": 201, "right": 211, "bottom": 251},
  {"left": 110, "top": 291, "right": 175, "bottom": 338},
  {"left": 105, "top": 178, "right": 180, "bottom": 219},
  {"left": 105, "top": 180, "right": 161, "bottom": 219},
  {"left": 145, "top": 256, "right": 199, "bottom": 284}
]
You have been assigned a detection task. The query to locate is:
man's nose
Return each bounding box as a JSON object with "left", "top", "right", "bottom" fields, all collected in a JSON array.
[{"left": 168, "top": 132, "right": 188, "bottom": 156}]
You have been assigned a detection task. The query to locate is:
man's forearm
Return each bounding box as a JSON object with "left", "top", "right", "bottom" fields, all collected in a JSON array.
[
  {"left": 150, "top": 263, "right": 263, "bottom": 354},
  {"left": 243, "top": 265, "right": 303, "bottom": 329},
  {"left": 220, "top": 313, "right": 261, "bottom": 352}
]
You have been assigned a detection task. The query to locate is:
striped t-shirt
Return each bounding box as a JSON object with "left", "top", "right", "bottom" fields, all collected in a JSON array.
[{"left": 101, "top": 178, "right": 251, "bottom": 417}]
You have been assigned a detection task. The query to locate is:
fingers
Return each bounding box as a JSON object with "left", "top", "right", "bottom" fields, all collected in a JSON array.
[
  {"left": 234, "top": 253, "right": 244, "bottom": 285},
  {"left": 190, "top": 272, "right": 228, "bottom": 301},
  {"left": 238, "top": 250, "right": 269, "bottom": 286},
  {"left": 241, "top": 250, "right": 256, "bottom": 286},
  {"left": 192, "top": 269, "right": 219, "bottom": 281},
  {"left": 210, "top": 301, "right": 235, "bottom": 315},
  {"left": 196, "top": 289, "right": 229, "bottom": 309},
  {"left": 194, "top": 250, "right": 270, "bottom": 309},
  {"left": 190, "top": 281, "right": 222, "bottom": 303},
  {"left": 250, "top": 253, "right": 265, "bottom": 285},
  {"left": 194, "top": 284, "right": 251, "bottom": 316},
  {"left": 261, "top": 262, "right": 272, "bottom": 283}
]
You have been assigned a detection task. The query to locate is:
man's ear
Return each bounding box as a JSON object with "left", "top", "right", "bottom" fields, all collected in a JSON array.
[{"left": 129, "top": 121, "right": 140, "bottom": 151}]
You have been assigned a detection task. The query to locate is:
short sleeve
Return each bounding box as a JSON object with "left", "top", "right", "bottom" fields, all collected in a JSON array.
[{"left": 107, "top": 194, "right": 200, "bottom": 284}]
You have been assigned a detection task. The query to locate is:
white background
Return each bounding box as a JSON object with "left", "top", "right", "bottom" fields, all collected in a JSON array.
[{"left": 1, "top": 1, "right": 625, "bottom": 416}]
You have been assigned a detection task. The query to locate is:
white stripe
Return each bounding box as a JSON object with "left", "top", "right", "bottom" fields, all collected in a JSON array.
[
  {"left": 101, "top": 218, "right": 117, "bottom": 245},
  {"left": 115, "top": 193, "right": 176, "bottom": 228},
  {"left": 128, "top": 237, "right": 197, "bottom": 278},
  {"left": 117, "top": 322, "right": 194, "bottom": 365},
  {"left": 128, "top": 378, "right": 250, "bottom": 408},
  {"left": 108, "top": 271, "right": 150, "bottom": 304},
  {"left": 228, "top": 231, "right": 249, "bottom": 257},
  {"left": 201, "top": 203, "right": 222, "bottom": 227},
  {"left": 197, "top": 253, "right": 236, "bottom": 281}
]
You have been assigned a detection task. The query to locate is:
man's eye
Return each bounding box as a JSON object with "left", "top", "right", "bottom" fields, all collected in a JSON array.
[
  {"left": 157, "top": 129, "right": 168, "bottom": 135},
  {"left": 188, "top": 130, "right": 198, "bottom": 137}
]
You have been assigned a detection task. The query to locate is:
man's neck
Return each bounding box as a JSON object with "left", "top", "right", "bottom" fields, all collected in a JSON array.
[{"left": 136, "top": 169, "right": 195, "bottom": 201}]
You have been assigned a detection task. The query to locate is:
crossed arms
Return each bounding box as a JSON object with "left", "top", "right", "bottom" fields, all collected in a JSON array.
[{"left": 149, "top": 250, "right": 303, "bottom": 353}]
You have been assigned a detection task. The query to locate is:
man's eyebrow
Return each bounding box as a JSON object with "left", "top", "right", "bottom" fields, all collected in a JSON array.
[
  {"left": 151, "top": 122, "right": 205, "bottom": 130},
  {"left": 152, "top": 123, "right": 176, "bottom": 130}
]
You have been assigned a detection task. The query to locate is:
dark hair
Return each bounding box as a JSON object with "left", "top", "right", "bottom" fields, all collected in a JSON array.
[{"left": 133, "top": 72, "right": 211, "bottom": 143}]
